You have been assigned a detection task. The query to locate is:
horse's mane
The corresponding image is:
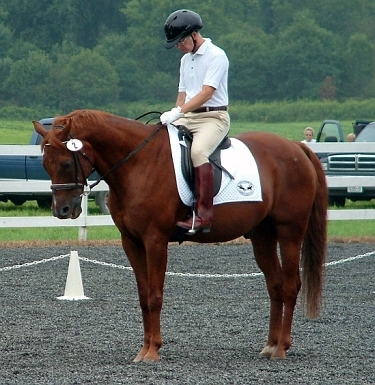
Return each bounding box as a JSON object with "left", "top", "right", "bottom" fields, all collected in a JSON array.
[
  {"left": 41, "top": 109, "right": 116, "bottom": 148},
  {"left": 57, "top": 109, "right": 114, "bottom": 129}
]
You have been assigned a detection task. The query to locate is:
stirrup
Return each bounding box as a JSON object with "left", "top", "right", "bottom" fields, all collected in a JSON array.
[
  {"left": 187, "top": 210, "right": 197, "bottom": 234},
  {"left": 177, "top": 211, "right": 211, "bottom": 235}
]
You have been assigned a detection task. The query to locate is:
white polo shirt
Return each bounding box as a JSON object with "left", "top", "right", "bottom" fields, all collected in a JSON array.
[{"left": 178, "top": 38, "right": 229, "bottom": 107}]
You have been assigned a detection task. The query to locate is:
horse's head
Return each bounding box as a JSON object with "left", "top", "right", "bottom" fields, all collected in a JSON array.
[{"left": 33, "top": 118, "right": 95, "bottom": 219}]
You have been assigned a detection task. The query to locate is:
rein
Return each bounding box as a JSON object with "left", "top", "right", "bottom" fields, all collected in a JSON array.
[
  {"left": 134, "top": 111, "right": 162, "bottom": 124},
  {"left": 89, "top": 124, "right": 163, "bottom": 189}
]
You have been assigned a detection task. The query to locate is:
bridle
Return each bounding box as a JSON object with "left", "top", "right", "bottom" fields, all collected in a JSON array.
[
  {"left": 49, "top": 138, "right": 94, "bottom": 196},
  {"left": 47, "top": 116, "right": 164, "bottom": 195}
]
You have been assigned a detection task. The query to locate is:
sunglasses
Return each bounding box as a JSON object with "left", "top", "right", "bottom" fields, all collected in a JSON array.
[{"left": 176, "top": 36, "right": 189, "bottom": 47}]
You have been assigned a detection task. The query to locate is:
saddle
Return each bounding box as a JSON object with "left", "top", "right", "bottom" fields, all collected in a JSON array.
[{"left": 176, "top": 125, "right": 233, "bottom": 196}]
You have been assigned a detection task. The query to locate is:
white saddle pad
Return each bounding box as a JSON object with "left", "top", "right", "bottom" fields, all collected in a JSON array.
[{"left": 167, "top": 125, "right": 262, "bottom": 207}]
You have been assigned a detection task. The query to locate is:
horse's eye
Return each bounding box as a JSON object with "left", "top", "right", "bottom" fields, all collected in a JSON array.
[{"left": 61, "top": 160, "right": 73, "bottom": 171}]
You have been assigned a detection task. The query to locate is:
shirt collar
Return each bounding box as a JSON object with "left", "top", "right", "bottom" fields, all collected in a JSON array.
[{"left": 191, "top": 38, "right": 212, "bottom": 56}]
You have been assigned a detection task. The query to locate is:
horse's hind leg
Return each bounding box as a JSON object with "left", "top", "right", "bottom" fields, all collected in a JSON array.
[
  {"left": 271, "top": 223, "right": 303, "bottom": 359},
  {"left": 250, "top": 217, "right": 303, "bottom": 359},
  {"left": 251, "top": 217, "right": 304, "bottom": 359},
  {"left": 249, "top": 218, "right": 284, "bottom": 358}
]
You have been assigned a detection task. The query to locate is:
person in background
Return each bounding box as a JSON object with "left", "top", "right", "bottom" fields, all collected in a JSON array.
[
  {"left": 347, "top": 133, "right": 356, "bottom": 142},
  {"left": 160, "top": 9, "right": 230, "bottom": 234},
  {"left": 301, "top": 127, "right": 316, "bottom": 143}
]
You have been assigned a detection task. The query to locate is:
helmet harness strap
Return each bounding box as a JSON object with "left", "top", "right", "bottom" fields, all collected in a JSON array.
[{"left": 191, "top": 32, "right": 198, "bottom": 53}]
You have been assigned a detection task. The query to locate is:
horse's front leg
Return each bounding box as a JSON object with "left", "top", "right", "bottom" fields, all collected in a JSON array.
[{"left": 121, "top": 236, "right": 168, "bottom": 363}]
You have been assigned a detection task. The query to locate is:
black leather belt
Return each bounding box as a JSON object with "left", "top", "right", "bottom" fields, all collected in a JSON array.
[{"left": 191, "top": 106, "right": 228, "bottom": 113}]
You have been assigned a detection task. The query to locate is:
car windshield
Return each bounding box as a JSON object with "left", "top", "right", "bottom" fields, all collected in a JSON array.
[{"left": 354, "top": 123, "right": 375, "bottom": 142}]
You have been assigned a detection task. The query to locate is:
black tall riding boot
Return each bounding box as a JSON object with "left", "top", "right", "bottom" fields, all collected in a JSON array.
[{"left": 176, "top": 162, "right": 214, "bottom": 233}]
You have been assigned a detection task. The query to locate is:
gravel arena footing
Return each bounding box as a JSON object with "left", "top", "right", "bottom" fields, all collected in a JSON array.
[{"left": 1, "top": 242, "right": 374, "bottom": 384}]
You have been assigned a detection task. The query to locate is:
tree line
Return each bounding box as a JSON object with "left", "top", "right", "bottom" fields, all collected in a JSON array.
[{"left": 0, "top": 0, "right": 374, "bottom": 112}]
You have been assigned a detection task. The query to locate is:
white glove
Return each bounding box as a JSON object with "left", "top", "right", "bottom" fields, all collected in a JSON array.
[{"left": 160, "top": 106, "right": 184, "bottom": 125}]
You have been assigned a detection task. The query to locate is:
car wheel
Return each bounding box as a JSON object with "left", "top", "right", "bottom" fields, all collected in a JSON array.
[
  {"left": 95, "top": 190, "right": 109, "bottom": 214},
  {"left": 10, "top": 197, "right": 27, "bottom": 206},
  {"left": 328, "top": 195, "right": 346, "bottom": 207},
  {"left": 37, "top": 197, "right": 52, "bottom": 209}
]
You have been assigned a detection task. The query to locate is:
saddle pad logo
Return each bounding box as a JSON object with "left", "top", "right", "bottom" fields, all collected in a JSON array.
[{"left": 237, "top": 180, "right": 254, "bottom": 196}]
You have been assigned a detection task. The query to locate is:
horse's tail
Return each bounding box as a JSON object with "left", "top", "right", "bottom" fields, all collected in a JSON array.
[{"left": 298, "top": 143, "right": 328, "bottom": 319}]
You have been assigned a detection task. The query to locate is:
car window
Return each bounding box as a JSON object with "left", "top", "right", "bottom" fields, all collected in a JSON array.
[
  {"left": 319, "top": 122, "right": 341, "bottom": 142},
  {"left": 355, "top": 123, "right": 375, "bottom": 142}
]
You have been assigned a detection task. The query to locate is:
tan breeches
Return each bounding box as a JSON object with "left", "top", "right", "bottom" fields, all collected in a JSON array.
[{"left": 175, "top": 110, "right": 230, "bottom": 167}]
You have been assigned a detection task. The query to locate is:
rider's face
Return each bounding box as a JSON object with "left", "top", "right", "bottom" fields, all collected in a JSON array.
[{"left": 176, "top": 35, "right": 194, "bottom": 53}]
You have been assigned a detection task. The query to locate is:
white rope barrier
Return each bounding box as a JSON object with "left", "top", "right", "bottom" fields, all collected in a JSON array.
[{"left": 1, "top": 250, "right": 374, "bottom": 278}]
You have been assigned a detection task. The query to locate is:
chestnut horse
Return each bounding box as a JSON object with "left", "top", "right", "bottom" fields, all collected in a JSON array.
[{"left": 33, "top": 109, "right": 327, "bottom": 362}]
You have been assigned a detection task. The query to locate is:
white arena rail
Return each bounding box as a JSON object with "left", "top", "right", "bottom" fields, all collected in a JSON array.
[{"left": 0, "top": 143, "right": 374, "bottom": 240}]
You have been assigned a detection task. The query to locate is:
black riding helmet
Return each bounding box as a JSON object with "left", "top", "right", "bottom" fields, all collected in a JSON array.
[{"left": 164, "top": 9, "right": 203, "bottom": 49}]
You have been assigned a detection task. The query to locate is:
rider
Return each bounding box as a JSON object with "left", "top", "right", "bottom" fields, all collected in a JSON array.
[{"left": 161, "top": 9, "right": 230, "bottom": 233}]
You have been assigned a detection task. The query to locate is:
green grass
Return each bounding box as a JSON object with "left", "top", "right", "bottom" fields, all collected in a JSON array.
[
  {"left": 328, "top": 200, "right": 375, "bottom": 238},
  {"left": 0, "top": 200, "right": 120, "bottom": 242},
  {"left": 0, "top": 119, "right": 357, "bottom": 144},
  {"left": 328, "top": 220, "right": 375, "bottom": 238},
  {"left": 230, "top": 120, "right": 355, "bottom": 140},
  {"left": 0, "top": 226, "right": 119, "bottom": 243},
  {"left": 0, "top": 120, "right": 35, "bottom": 144}
]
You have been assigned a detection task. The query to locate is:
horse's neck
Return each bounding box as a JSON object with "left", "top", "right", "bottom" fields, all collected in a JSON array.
[
  {"left": 98, "top": 123, "right": 146, "bottom": 148},
  {"left": 89, "top": 123, "right": 162, "bottom": 182}
]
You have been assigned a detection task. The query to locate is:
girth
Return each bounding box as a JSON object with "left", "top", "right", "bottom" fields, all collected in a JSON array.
[{"left": 176, "top": 125, "right": 233, "bottom": 197}]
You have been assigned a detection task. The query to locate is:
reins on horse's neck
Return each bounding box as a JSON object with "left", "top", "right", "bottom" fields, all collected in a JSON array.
[
  {"left": 89, "top": 125, "right": 164, "bottom": 189},
  {"left": 134, "top": 111, "right": 162, "bottom": 124}
]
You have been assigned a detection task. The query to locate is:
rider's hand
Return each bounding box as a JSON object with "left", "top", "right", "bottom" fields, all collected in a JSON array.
[{"left": 160, "top": 106, "right": 184, "bottom": 125}]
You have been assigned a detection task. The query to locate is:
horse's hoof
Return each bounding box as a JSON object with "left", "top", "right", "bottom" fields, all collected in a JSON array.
[
  {"left": 143, "top": 354, "right": 160, "bottom": 363},
  {"left": 271, "top": 355, "right": 287, "bottom": 360},
  {"left": 133, "top": 354, "right": 144, "bottom": 363},
  {"left": 259, "top": 345, "right": 276, "bottom": 357},
  {"left": 143, "top": 358, "right": 160, "bottom": 363},
  {"left": 270, "top": 347, "right": 287, "bottom": 360}
]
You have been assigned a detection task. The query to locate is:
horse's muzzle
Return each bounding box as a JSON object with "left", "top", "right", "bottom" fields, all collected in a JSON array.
[{"left": 53, "top": 195, "right": 83, "bottom": 219}]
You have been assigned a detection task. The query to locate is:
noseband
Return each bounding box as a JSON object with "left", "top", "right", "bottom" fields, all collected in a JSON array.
[{"left": 50, "top": 183, "right": 85, "bottom": 192}]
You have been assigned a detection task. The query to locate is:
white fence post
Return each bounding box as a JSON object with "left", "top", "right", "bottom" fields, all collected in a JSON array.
[{"left": 78, "top": 194, "right": 88, "bottom": 241}]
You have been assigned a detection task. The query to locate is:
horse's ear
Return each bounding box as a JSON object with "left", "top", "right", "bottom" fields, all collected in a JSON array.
[
  {"left": 59, "top": 117, "right": 73, "bottom": 138},
  {"left": 64, "top": 117, "right": 73, "bottom": 133},
  {"left": 32, "top": 120, "right": 48, "bottom": 138}
]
